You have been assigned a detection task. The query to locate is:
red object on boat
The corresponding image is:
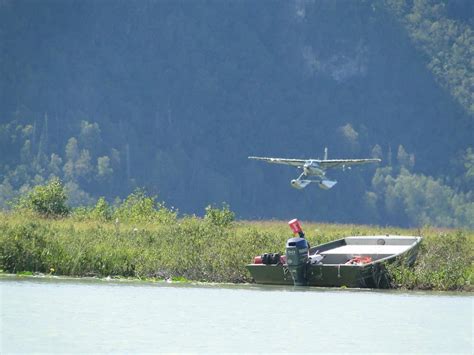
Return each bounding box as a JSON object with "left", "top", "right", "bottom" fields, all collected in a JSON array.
[
  {"left": 288, "top": 219, "right": 303, "bottom": 235},
  {"left": 253, "top": 256, "right": 263, "bottom": 264},
  {"left": 345, "top": 256, "right": 373, "bottom": 265}
]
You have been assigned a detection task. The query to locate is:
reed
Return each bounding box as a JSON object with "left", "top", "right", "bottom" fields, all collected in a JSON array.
[{"left": 0, "top": 212, "right": 472, "bottom": 291}]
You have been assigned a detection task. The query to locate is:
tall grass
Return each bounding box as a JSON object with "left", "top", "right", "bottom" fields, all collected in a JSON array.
[{"left": 1, "top": 211, "right": 472, "bottom": 291}]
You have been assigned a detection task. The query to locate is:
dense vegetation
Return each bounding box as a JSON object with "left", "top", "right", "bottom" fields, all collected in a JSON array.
[
  {"left": 1, "top": 181, "right": 472, "bottom": 291},
  {"left": 0, "top": 0, "right": 472, "bottom": 228}
]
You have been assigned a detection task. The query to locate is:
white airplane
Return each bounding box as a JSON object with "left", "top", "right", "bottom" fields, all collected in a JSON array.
[{"left": 249, "top": 148, "right": 381, "bottom": 190}]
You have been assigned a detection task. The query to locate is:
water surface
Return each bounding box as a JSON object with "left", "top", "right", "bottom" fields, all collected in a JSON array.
[{"left": 1, "top": 277, "right": 472, "bottom": 353}]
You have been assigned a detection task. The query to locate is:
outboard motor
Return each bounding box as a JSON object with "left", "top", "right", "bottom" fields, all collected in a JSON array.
[
  {"left": 286, "top": 219, "right": 309, "bottom": 286},
  {"left": 286, "top": 237, "right": 309, "bottom": 286}
]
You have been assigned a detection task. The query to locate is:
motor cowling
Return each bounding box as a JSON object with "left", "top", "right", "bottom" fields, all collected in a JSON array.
[{"left": 285, "top": 237, "right": 309, "bottom": 286}]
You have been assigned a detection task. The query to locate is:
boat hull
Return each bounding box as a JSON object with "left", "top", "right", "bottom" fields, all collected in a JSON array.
[
  {"left": 246, "top": 235, "right": 421, "bottom": 288},
  {"left": 246, "top": 262, "right": 390, "bottom": 288}
]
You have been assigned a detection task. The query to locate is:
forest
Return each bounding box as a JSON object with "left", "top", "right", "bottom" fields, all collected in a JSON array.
[{"left": 0, "top": 0, "right": 473, "bottom": 228}]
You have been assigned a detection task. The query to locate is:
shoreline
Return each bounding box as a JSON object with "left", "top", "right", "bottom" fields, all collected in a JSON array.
[
  {"left": 2, "top": 273, "right": 472, "bottom": 295},
  {"left": 1, "top": 213, "right": 472, "bottom": 292}
]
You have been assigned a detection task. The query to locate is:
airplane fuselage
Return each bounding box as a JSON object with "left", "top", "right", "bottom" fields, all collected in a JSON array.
[
  {"left": 293, "top": 160, "right": 336, "bottom": 189},
  {"left": 303, "top": 161, "right": 325, "bottom": 178}
]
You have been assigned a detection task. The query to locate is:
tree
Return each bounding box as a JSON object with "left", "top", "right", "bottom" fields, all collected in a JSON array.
[
  {"left": 48, "top": 153, "right": 63, "bottom": 177},
  {"left": 79, "top": 120, "right": 101, "bottom": 151},
  {"left": 20, "top": 140, "right": 32, "bottom": 163},
  {"left": 463, "top": 148, "right": 474, "bottom": 183},
  {"left": 0, "top": 179, "right": 16, "bottom": 209},
  {"left": 75, "top": 149, "right": 92, "bottom": 180},
  {"left": 371, "top": 144, "right": 383, "bottom": 160},
  {"left": 18, "top": 177, "right": 69, "bottom": 217},
  {"left": 97, "top": 156, "right": 113, "bottom": 180},
  {"left": 65, "top": 137, "right": 79, "bottom": 162},
  {"left": 36, "top": 114, "right": 49, "bottom": 167},
  {"left": 371, "top": 167, "right": 474, "bottom": 228},
  {"left": 63, "top": 137, "right": 81, "bottom": 181},
  {"left": 64, "top": 181, "right": 94, "bottom": 207},
  {"left": 338, "top": 123, "right": 360, "bottom": 153},
  {"left": 397, "top": 145, "right": 415, "bottom": 170}
]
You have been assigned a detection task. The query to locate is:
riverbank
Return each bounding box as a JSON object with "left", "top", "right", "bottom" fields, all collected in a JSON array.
[{"left": 1, "top": 213, "right": 472, "bottom": 291}]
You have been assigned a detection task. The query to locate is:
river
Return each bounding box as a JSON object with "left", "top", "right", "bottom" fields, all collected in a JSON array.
[{"left": 1, "top": 276, "right": 472, "bottom": 353}]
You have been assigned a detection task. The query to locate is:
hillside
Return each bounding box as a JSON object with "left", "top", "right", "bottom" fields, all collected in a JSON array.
[{"left": 0, "top": 0, "right": 472, "bottom": 227}]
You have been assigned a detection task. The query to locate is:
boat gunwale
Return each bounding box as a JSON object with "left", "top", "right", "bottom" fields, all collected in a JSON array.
[
  {"left": 247, "top": 235, "right": 423, "bottom": 267},
  {"left": 314, "top": 235, "right": 422, "bottom": 265}
]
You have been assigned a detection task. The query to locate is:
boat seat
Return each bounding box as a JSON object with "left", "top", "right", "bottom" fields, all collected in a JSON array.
[
  {"left": 344, "top": 236, "right": 419, "bottom": 246},
  {"left": 320, "top": 244, "right": 413, "bottom": 255},
  {"left": 318, "top": 253, "right": 393, "bottom": 265}
]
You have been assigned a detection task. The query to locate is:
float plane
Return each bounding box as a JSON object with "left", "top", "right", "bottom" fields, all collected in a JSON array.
[{"left": 249, "top": 148, "right": 381, "bottom": 190}]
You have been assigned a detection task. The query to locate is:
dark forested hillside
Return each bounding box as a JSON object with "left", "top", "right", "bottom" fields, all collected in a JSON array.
[{"left": 0, "top": 0, "right": 472, "bottom": 227}]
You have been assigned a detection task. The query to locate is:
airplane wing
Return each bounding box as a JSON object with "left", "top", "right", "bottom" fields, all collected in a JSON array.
[
  {"left": 248, "top": 156, "right": 306, "bottom": 167},
  {"left": 317, "top": 158, "right": 381, "bottom": 169}
]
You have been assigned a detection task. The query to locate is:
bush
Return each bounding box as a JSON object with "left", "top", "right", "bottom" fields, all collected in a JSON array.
[
  {"left": 91, "top": 197, "right": 113, "bottom": 221},
  {"left": 204, "top": 203, "right": 235, "bottom": 227},
  {"left": 114, "top": 188, "right": 176, "bottom": 224},
  {"left": 17, "top": 178, "right": 69, "bottom": 217},
  {"left": 0, "top": 209, "right": 472, "bottom": 290},
  {"left": 387, "top": 231, "right": 473, "bottom": 291},
  {"left": 0, "top": 222, "right": 48, "bottom": 273}
]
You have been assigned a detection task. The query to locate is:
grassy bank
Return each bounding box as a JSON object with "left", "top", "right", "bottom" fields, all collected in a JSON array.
[{"left": 0, "top": 212, "right": 472, "bottom": 291}]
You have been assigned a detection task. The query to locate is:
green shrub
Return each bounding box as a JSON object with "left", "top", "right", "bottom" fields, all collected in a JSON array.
[
  {"left": 0, "top": 222, "right": 48, "bottom": 273},
  {"left": 90, "top": 197, "right": 113, "bottom": 221},
  {"left": 0, "top": 210, "right": 472, "bottom": 290},
  {"left": 114, "top": 188, "right": 176, "bottom": 224},
  {"left": 387, "top": 231, "right": 473, "bottom": 291},
  {"left": 16, "top": 178, "right": 69, "bottom": 217},
  {"left": 204, "top": 203, "right": 235, "bottom": 227},
  {"left": 70, "top": 206, "right": 92, "bottom": 221}
]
